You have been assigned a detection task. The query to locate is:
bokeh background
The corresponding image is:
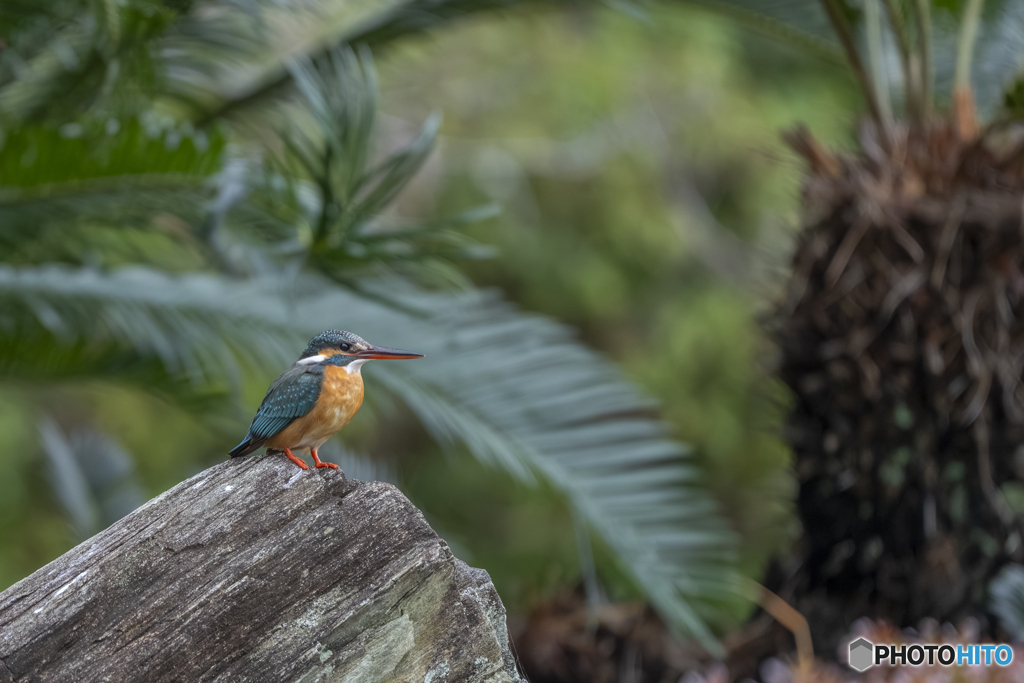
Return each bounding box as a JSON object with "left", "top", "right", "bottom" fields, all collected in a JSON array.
[{"left": 7, "top": 1, "right": 1024, "bottom": 681}]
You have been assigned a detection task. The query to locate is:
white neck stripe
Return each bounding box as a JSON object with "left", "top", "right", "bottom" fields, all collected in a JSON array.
[{"left": 345, "top": 359, "right": 369, "bottom": 374}]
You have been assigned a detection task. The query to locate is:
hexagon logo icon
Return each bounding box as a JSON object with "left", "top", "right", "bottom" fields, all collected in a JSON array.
[{"left": 848, "top": 637, "right": 874, "bottom": 672}]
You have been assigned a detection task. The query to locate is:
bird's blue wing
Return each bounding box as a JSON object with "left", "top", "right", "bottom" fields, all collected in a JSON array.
[{"left": 247, "top": 364, "right": 325, "bottom": 442}]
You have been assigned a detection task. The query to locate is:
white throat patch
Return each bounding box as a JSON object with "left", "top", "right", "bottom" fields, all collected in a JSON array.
[{"left": 345, "top": 359, "right": 369, "bottom": 374}]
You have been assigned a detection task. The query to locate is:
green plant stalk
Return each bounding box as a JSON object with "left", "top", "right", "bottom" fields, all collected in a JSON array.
[
  {"left": 880, "top": 0, "right": 918, "bottom": 122},
  {"left": 820, "top": 0, "right": 886, "bottom": 134},
  {"left": 313, "top": 146, "right": 335, "bottom": 250},
  {"left": 914, "top": 0, "right": 932, "bottom": 116},
  {"left": 954, "top": 0, "right": 985, "bottom": 93},
  {"left": 865, "top": 0, "right": 895, "bottom": 132}
]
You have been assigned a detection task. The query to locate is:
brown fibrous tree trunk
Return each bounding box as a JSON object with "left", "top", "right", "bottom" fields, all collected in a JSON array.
[{"left": 775, "top": 119, "right": 1024, "bottom": 653}]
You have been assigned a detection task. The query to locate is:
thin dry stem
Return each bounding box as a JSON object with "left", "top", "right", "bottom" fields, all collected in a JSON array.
[
  {"left": 880, "top": 0, "right": 919, "bottom": 125},
  {"left": 751, "top": 581, "right": 815, "bottom": 671},
  {"left": 953, "top": 0, "right": 984, "bottom": 139},
  {"left": 914, "top": 0, "right": 932, "bottom": 118},
  {"left": 820, "top": 0, "right": 886, "bottom": 138}
]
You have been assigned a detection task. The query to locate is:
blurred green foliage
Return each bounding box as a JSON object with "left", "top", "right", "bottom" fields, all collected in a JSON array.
[
  {"left": 0, "top": 0, "right": 861, "bottom": 642},
  {"left": 379, "top": 5, "right": 857, "bottom": 576}
]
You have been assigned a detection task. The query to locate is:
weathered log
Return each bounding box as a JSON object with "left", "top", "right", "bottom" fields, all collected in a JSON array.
[{"left": 0, "top": 456, "right": 523, "bottom": 682}]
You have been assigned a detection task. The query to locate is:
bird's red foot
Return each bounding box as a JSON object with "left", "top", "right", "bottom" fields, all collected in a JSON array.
[
  {"left": 311, "top": 449, "right": 339, "bottom": 470},
  {"left": 284, "top": 448, "right": 310, "bottom": 470}
]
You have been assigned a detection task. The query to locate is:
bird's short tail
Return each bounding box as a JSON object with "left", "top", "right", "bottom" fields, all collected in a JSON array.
[{"left": 228, "top": 435, "right": 261, "bottom": 458}]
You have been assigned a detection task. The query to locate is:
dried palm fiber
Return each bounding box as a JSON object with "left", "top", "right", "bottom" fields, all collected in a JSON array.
[{"left": 774, "top": 119, "right": 1024, "bottom": 655}]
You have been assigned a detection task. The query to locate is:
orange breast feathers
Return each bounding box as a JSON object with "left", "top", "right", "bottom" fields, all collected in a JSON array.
[{"left": 265, "top": 365, "right": 365, "bottom": 452}]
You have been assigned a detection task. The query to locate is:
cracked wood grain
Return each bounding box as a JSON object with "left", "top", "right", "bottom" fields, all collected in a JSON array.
[{"left": 0, "top": 457, "right": 522, "bottom": 683}]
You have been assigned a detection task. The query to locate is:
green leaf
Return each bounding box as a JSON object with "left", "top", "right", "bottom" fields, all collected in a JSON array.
[
  {"left": 0, "top": 118, "right": 227, "bottom": 263},
  {"left": 38, "top": 418, "right": 148, "bottom": 541},
  {"left": 284, "top": 47, "right": 440, "bottom": 243},
  {"left": 278, "top": 48, "right": 484, "bottom": 281},
  {"left": 349, "top": 113, "right": 440, "bottom": 229},
  {"left": 0, "top": 264, "right": 300, "bottom": 387},
  {"left": 0, "top": 118, "right": 223, "bottom": 188},
  {"left": 0, "top": 1, "right": 179, "bottom": 124},
  {"left": 973, "top": 0, "right": 1024, "bottom": 116},
  {"left": 286, "top": 46, "right": 379, "bottom": 195}
]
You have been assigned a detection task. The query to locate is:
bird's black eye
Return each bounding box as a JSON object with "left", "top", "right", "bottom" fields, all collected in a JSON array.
[{"left": 341, "top": 343, "right": 351, "bottom": 352}]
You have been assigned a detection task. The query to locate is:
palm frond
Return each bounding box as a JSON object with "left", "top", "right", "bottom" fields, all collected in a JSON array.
[
  {"left": 686, "top": 0, "right": 843, "bottom": 63},
  {"left": 38, "top": 417, "right": 148, "bottom": 541},
  {"left": 0, "top": 263, "right": 735, "bottom": 648},
  {"left": 0, "top": 1, "right": 180, "bottom": 124},
  {"left": 362, "top": 285, "right": 736, "bottom": 647},
  {"left": 0, "top": 119, "right": 223, "bottom": 188},
  {"left": 968, "top": 0, "right": 1024, "bottom": 116},
  {"left": 38, "top": 417, "right": 102, "bottom": 541},
  {"left": 273, "top": 48, "right": 490, "bottom": 282},
  {"left": 0, "top": 118, "right": 227, "bottom": 261},
  {"left": 285, "top": 46, "right": 379, "bottom": 198},
  {"left": 188, "top": 0, "right": 575, "bottom": 125},
  {"left": 0, "top": 265, "right": 300, "bottom": 388}
]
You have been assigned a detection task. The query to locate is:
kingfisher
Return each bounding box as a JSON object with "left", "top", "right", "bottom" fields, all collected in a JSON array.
[{"left": 228, "top": 330, "right": 422, "bottom": 470}]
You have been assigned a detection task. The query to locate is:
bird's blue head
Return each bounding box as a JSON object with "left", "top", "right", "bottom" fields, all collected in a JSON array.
[
  {"left": 298, "top": 330, "right": 422, "bottom": 366},
  {"left": 300, "top": 330, "right": 367, "bottom": 359}
]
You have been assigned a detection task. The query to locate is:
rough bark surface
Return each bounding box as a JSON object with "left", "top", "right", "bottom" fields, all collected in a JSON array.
[
  {"left": 776, "top": 127, "right": 1024, "bottom": 654},
  {"left": 0, "top": 456, "right": 523, "bottom": 683}
]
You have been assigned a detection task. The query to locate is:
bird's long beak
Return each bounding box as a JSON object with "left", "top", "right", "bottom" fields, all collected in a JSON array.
[{"left": 355, "top": 345, "right": 423, "bottom": 360}]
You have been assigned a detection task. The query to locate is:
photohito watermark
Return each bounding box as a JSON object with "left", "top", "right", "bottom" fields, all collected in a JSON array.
[{"left": 848, "top": 637, "right": 1015, "bottom": 672}]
